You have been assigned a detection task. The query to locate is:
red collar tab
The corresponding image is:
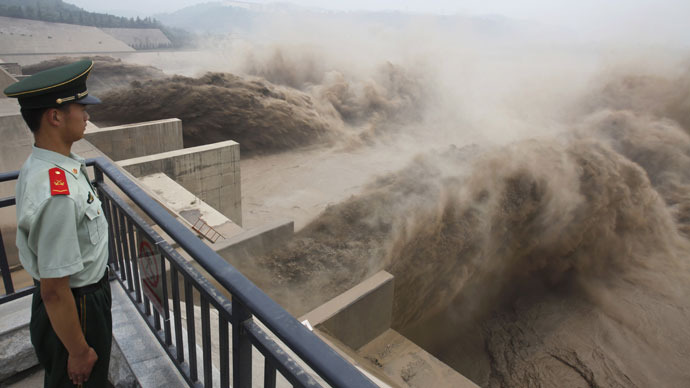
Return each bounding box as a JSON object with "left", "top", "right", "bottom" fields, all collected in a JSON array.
[{"left": 49, "top": 167, "right": 70, "bottom": 196}]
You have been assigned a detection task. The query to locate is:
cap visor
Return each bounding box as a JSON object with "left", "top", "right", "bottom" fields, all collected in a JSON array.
[{"left": 76, "top": 94, "right": 101, "bottom": 105}]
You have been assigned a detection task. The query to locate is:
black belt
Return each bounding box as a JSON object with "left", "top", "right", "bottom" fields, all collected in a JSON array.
[{"left": 71, "top": 267, "right": 109, "bottom": 296}]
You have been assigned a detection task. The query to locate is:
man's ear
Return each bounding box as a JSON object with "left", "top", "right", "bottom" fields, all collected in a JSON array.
[{"left": 43, "top": 107, "right": 62, "bottom": 127}]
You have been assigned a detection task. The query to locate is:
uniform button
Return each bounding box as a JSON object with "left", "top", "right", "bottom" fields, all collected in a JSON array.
[
  {"left": 97, "top": 210, "right": 101, "bottom": 215},
  {"left": 72, "top": 168, "right": 78, "bottom": 174}
]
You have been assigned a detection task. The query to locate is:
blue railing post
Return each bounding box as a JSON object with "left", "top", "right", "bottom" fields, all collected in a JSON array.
[
  {"left": 0, "top": 230, "right": 14, "bottom": 295},
  {"left": 94, "top": 164, "right": 104, "bottom": 184},
  {"left": 232, "top": 299, "right": 253, "bottom": 388}
]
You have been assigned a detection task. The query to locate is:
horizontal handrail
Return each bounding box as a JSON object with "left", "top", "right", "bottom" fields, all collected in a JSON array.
[{"left": 0, "top": 170, "right": 19, "bottom": 183}]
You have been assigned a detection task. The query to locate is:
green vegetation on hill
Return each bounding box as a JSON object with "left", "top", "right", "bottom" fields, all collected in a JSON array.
[
  {"left": 0, "top": 0, "right": 194, "bottom": 48},
  {"left": 0, "top": 0, "right": 159, "bottom": 28}
]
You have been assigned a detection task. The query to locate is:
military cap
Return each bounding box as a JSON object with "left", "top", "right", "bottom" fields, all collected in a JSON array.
[{"left": 3, "top": 59, "right": 101, "bottom": 109}]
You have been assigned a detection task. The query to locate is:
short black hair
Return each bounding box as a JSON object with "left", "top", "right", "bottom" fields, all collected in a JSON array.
[{"left": 20, "top": 104, "right": 71, "bottom": 133}]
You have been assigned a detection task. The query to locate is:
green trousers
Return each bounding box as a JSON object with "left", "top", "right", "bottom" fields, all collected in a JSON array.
[{"left": 30, "top": 278, "right": 112, "bottom": 388}]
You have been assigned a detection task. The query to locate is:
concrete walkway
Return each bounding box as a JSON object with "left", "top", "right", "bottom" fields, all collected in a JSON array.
[{"left": 3, "top": 365, "right": 43, "bottom": 388}]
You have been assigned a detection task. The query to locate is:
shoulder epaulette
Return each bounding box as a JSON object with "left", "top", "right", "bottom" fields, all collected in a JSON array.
[{"left": 49, "top": 167, "right": 70, "bottom": 196}]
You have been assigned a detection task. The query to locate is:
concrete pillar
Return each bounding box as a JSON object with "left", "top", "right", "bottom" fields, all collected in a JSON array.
[
  {"left": 301, "top": 271, "right": 394, "bottom": 350},
  {"left": 118, "top": 141, "right": 242, "bottom": 225},
  {"left": 214, "top": 219, "right": 294, "bottom": 268},
  {"left": 84, "top": 118, "right": 184, "bottom": 161}
]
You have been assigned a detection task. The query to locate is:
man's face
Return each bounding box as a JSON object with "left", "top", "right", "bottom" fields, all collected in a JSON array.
[{"left": 60, "top": 103, "right": 89, "bottom": 143}]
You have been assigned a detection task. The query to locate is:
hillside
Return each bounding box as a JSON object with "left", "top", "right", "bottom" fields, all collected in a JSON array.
[
  {"left": 0, "top": 0, "right": 192, "bottom": 47},
  {"left": 0, "top": 0, "right": 159, "bottom": 28},
  {"left": 154, "top": 2, "right": 259, "bottom": 34}
]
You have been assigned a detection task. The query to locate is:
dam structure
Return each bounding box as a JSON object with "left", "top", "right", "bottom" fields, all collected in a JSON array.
[{"left": 0, "top": 17, "right": 478, "bottom": 388}]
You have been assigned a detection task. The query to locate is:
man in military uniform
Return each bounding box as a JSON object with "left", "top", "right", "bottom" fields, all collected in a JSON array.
[{"left": 4, "top": 60, "right": 111, "bottom": 387}]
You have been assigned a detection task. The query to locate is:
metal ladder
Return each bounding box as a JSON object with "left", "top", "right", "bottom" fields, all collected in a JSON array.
[{"left": 191, "top": 218, "right": 224, "bottom": 243}]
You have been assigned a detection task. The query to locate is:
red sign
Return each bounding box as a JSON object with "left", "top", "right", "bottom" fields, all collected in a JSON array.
[{"left": 138, "top": 238, "right": 164, "bottom": 314}]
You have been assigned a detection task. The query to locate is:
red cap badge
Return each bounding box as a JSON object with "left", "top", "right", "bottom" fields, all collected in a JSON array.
[{"left": 49, "top": 167, "right": 70, "bottom": 196}]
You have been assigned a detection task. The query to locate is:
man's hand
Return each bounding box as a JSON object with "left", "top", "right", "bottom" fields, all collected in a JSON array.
[
  {"left": 68, "top": 346, "right": 98, "bottom": 385},
  {"left": 40, "top": 276, "right": 97, "bottom": 385}
]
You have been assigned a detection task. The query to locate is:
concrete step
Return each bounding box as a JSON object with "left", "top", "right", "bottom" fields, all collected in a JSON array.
[
  {"left": 2, "top": 364, "right": 45, "bottom": 388},
  {"left": 0, "top": 294, "right": 37, "bottom": 383}
]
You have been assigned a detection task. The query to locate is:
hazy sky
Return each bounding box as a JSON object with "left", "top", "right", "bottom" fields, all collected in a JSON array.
[{"left": 65, "top": 0, "right": 690, "bottom": 42}]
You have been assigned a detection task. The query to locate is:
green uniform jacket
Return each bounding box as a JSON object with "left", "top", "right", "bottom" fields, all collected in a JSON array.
[{"left": 16, "top": 146, "right": 108, "bottom": 286}]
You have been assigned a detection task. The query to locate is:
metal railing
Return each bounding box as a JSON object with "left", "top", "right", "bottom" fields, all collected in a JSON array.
[{"left": 1, "top": 157, "right": 376, "bottom": 388}]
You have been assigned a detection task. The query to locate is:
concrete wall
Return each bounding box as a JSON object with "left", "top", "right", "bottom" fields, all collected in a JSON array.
[
  {"left": 118, "top": 141, "right": 242, "bottom": 225},
  {"left": 301, "top": 271, "right": 394, "bottom": 350},
  {"left": 0, "top": 114, "right": 31, "bottom": 174},
  {"left": 101, "top": 28, "right": 172, "bottom": 49},
  {"left": 0, "top": 67, "right": 17, "bottom": 94},
  {"left": 0, "top": 205, "right": 19, "bottom": 271},
  {"left": 84, "top": 118, "right": 184, "bottom": 161},
  {"left": 0, "top": 113, "right": 32, "bottom": 269},
  {"left": 0, "top": 100, "right": 19, "bottom": 116}
]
